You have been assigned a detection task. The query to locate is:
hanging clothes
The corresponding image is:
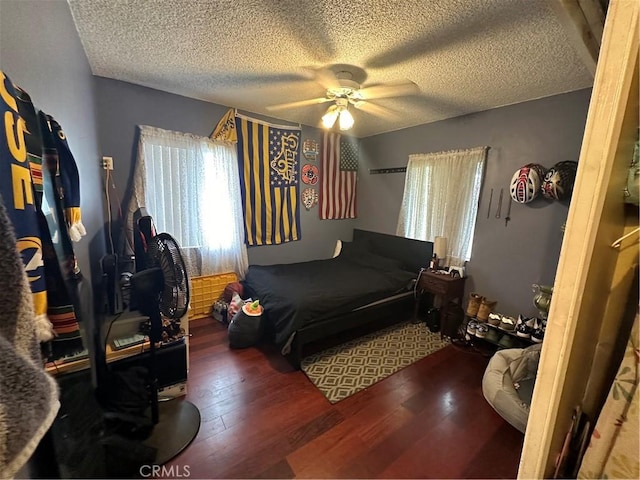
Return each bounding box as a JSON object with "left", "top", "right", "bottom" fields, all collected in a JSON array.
[
  {"left": 0, "top": 71, "right": 52, "bottom": 340},
  {"left": 46, "top": 114, "right": 86, "bottom": 242},
  {"left": 0, "top": 196, "right": 60, "bottom": 479},
  {"left": 578, "top": 309, "right": 639, "bottom": 479},
  {"left": 38, "top": 110, "right": 85, "bottom": 358},
  {"left": 1, "top": 69, "right": 85, "bottom": 360},
  {"left": 0, "top": 70, "right": 61, "bottom": 478}
]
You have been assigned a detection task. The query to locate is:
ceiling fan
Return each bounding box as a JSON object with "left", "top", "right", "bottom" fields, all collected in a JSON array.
[{"left": 265, "top": 65, "right": 419, "bottom": 131}]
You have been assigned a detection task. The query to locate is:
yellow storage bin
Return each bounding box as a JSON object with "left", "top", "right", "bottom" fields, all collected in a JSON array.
[{"left": 190, "top": 272, "right": 238, "bottom": 319}]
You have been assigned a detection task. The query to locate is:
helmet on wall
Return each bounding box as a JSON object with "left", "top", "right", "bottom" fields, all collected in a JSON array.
[
  {"left": 526, "top": 163, "right": 547, "bottom": 186},
  {"left": 510, "top": 165, "right": 542, "bottom": 203},
  {"left": 541, "top": 161, "right": 578, "bottom": 200}
]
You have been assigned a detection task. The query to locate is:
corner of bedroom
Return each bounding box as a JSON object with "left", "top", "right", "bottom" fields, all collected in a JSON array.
[{"left": 3, "top": 0, "right": 639, "bottom": 479}]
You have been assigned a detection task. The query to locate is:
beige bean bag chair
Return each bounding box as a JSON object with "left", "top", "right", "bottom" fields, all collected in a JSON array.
[{"left": 482, "top": 343, "right": 542, "bottom": 433}]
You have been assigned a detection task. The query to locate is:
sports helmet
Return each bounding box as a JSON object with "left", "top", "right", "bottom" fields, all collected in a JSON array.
[
  {"left": 510, "top": 165, "right": 542, "bottom": 203},
  {"left": 526, "top": 163, "right": 547, "bottom": 186},
  {"left": 541, "top": 161, "right": 578, "bottom": 200}
]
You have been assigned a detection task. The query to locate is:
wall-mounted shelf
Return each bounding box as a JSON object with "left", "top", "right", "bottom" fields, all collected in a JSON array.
[{"left": 369, "top": 167, "right": 406, "bottom": 174}]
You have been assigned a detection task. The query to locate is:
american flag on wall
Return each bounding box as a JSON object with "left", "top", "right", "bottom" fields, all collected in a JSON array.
[{"left": 320, "top": 132, "right": 358, "bottom": 219}]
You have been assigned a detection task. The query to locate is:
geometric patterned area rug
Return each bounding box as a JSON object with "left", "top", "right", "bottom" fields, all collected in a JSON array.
[{"left": 301, "top": 321, "right": 449, "bottom": 403}]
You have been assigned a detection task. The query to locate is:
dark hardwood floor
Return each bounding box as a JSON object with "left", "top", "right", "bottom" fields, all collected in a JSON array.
[{"left": 165, "top": 317, "right": 524, "bottom": 479}]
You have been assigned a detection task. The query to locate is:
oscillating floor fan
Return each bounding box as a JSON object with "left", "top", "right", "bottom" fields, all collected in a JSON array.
[{"left": 130, "top": 232, "right": 200, "bottom": 464}]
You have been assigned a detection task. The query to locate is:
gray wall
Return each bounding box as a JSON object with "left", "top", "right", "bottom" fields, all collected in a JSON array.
[
  {"left": 93, "top": 78, "right": 355, "bottom": 266},
  {"left": 358, "top": 89, "right": 592, "bottom": 318},
  {"left": 0, "top": 0, "right": 105, "bottom": 288},
  {"left": 0, "top": 0, "right": 591, "bottom": 324},
  {"left": 94, "top": 77, "right": 591, "bottom": 315}
]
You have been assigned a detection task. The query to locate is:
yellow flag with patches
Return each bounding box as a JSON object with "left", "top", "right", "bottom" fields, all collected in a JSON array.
[{"left": 210, "top": 108, "right": 237, "bottom": 143}]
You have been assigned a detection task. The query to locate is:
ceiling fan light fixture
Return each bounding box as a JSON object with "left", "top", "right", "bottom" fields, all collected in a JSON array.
[
  {"left": 322, "top": 97, "right": 354, "bottom": 130},
  {"left": 322, "top": 106, "right": 339, "bottom": 129},
  {"left": 338, "top": 108, "right": 354, "bottom": 131}
]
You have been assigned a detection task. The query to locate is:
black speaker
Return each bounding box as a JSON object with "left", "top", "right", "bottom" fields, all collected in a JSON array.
[{"left": 101, "top": 254, "right": 123, "bottom": 315}]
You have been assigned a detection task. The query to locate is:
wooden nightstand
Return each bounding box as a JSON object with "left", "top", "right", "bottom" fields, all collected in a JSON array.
[{"left": 414, "top": 270, "right": 466, "bottom": 337}]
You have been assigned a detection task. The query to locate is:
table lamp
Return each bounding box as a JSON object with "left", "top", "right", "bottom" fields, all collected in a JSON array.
[{"left": 434, "top": 236, "right": 448, "bottom": 269}]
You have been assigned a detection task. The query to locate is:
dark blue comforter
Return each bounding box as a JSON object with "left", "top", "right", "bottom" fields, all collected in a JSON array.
[{"left": 242, "top": 250, "right": 416, "bottom": 348}]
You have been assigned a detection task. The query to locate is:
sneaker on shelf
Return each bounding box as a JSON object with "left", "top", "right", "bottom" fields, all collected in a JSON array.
[
  {"left": 475, "top": 323, "right": 489, "bottom": 338},
  {"left": 499, "top": 315, "right": 516, "bottom": 332},
  {"left": 485, "top": 328, "right": 501, "bottom": 343},
  {"left": 498, "top": 334, "right": 518, "bottom": 349},
  {"left": 466, "top": 319, "right": 478, "bottom": 336},
  {"left": 488, "top": 312, "right": 502, "bottom": 326},
  {"left": 515, "top": 315, "right": 535, "bottom": 338},
  {"left": 531, "top": 318, "right": 546, "bottom": 343}
]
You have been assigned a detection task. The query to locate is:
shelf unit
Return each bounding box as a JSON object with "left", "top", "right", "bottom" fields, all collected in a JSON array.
[{"left": 463, "top": 316, "right": 538, "bottom": 353}]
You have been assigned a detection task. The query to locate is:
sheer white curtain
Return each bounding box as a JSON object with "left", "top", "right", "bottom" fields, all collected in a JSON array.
[
  {"left": 396, "top": 146, "right": 487, "bottom": 266},
  {"left": 127, "top": 125, "right": 248, "bottom": 278}
]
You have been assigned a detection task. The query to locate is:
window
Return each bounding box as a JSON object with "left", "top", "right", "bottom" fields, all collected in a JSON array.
[
  {"left": 128, "top": 125, "right": 248, "bottom": 277},
  {"left": 396, "top": 146, "right": 487, "bottom": 266}
]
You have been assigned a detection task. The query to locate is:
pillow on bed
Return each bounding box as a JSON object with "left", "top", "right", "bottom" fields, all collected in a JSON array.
[{"left": 332, "top": 239, "right": 342, "bottom": 258}]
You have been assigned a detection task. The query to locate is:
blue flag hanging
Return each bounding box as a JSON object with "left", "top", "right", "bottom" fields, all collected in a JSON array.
[{"left": 235, "top": 114, "right": 301, "bottom": 245}]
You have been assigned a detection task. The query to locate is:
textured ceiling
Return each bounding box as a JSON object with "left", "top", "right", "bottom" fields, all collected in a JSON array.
[{"left": 68, "top": 0, "right": 594, "bottom": 138}]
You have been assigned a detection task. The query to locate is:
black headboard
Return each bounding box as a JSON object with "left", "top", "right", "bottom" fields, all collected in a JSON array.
[{"left": 352, "top": 229, "right": 433, "bottom": 274}]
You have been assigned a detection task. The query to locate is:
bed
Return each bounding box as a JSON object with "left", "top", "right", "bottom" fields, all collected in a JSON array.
[{"left": 242, "top": 229, "right": 433, "bottom": 367}]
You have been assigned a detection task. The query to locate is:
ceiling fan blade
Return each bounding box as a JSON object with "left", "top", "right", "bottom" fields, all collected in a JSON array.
[
  {"left": 301, "top": 66, "right": 341, "bottom": 90},
  {"left": 358, "top": 81, "right": 419, "bottom": 100},
  {"left": 266, "top": 96, "right": 332, "bottom": 111},
  {"left": 353, "top": 101, "right": 400, "bottom": 120}
]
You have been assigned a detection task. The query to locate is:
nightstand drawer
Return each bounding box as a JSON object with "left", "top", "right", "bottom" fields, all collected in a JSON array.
[{"left": 419, "top": 274, "right": 449, "bottom": 294}]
